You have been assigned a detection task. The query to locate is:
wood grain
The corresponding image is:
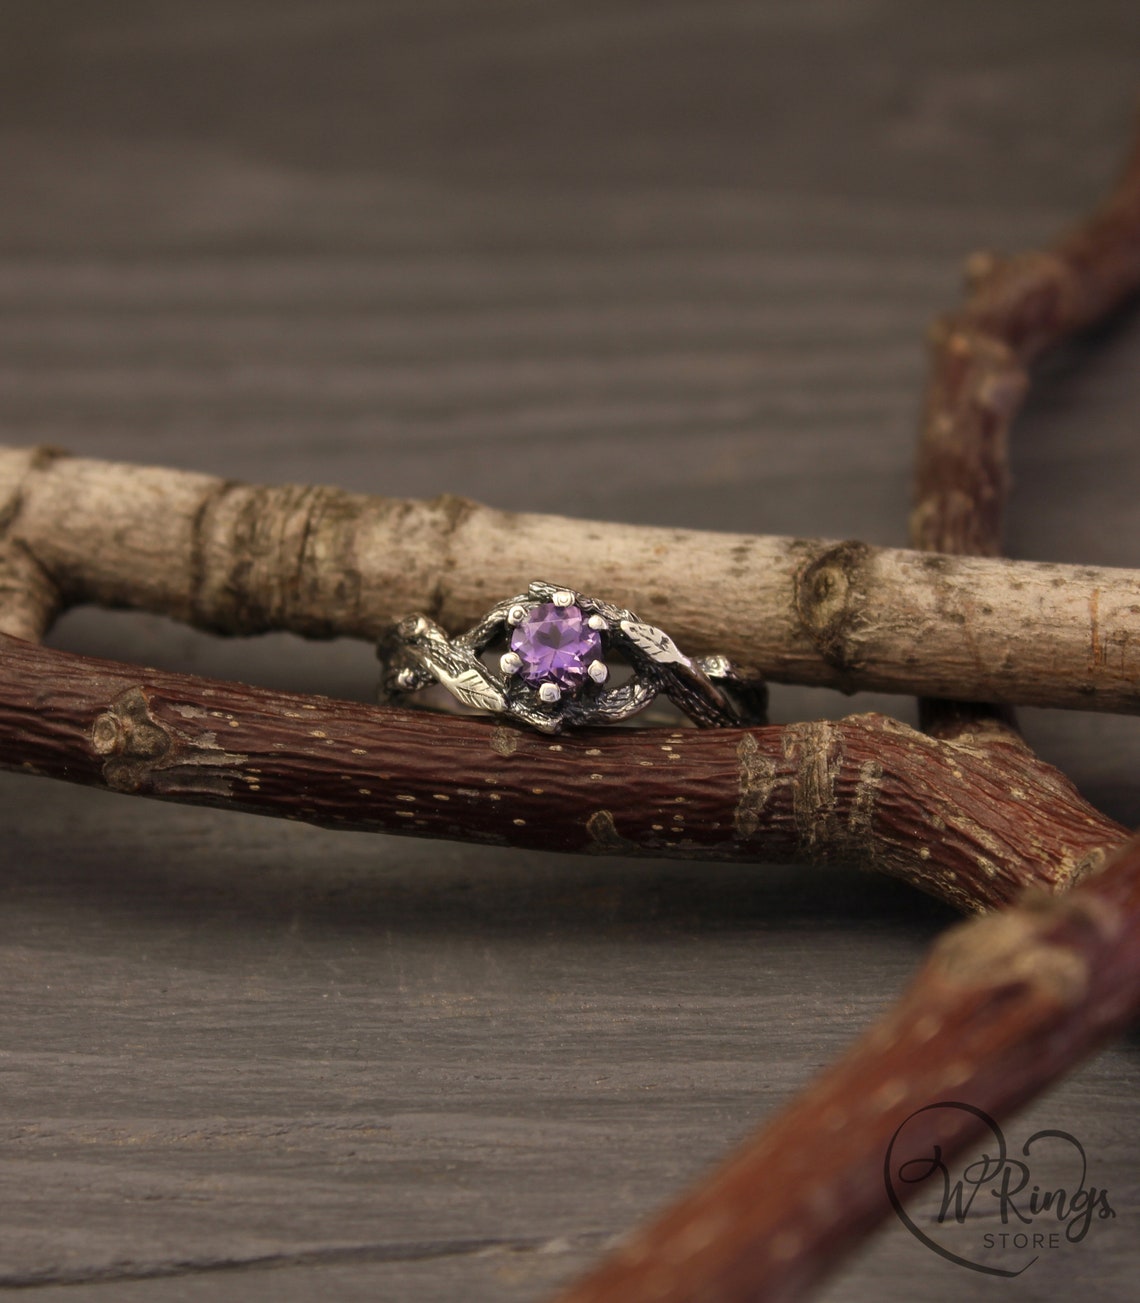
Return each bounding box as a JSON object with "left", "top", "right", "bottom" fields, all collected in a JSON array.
[{"left": 1, "top": 4, "right": 1138, "bottom": 1302}]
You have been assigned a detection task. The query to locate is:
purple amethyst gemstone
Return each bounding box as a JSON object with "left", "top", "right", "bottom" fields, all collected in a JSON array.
[{"left": 510, "top": 603, "right": 602, "bottom": 691}]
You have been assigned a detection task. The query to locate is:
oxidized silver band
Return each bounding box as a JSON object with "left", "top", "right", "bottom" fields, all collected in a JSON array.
[{"left": 377, "top": 580, "right": 766, "bottom": 734}]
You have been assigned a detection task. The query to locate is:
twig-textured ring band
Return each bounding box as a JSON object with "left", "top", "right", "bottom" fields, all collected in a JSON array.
[{"left": 377, "top": 580, "right": 767, "bottom": 734}]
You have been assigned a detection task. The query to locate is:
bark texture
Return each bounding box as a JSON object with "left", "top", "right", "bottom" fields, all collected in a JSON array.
[
  {"left": 0, "top": 633, "right": 1123, "bottom": 914},
  {"left": 2, "top": 446, "right": 1140, "bottom": 712},
  {"left": 911, "top": 123, "right": 1140, "bottom": 556}
]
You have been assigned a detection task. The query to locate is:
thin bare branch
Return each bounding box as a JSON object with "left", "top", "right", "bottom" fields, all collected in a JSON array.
[{"left": 912, "top": 120, "right": 1140, "bottom": 557}]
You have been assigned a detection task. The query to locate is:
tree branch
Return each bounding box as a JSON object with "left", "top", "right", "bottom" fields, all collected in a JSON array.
[
  {"left": 3, "top": 446, "right": 1140, "bottom": 713},
  {"left": 548, "top": 106, "right": 1140, "bottom": 1303},
  {"left": 912, "top": 115, "right": 1140, "bottom": 738},
  {"left": 0, "top": 633, "right": 1124, "bottom": 914},
  {"left": 912, "top": 119, "right": 1140, "bottom": 557},
  {"left": 0, "top": 447, "right": 63, "bottom": 642},
  {"left": 552, "top": 828, "right": 1140, "bottom": 1303}
]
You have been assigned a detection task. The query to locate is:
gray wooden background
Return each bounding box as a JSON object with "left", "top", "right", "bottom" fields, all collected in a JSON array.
[{"left": 1, "top": 4, "right": 1137, "bottom": 1300}]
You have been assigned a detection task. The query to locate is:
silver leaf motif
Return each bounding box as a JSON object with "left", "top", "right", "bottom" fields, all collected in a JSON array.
[
  {"left": 620, "top": 620, "right": 692, "bottom": 668},
  {"left": 439, "top": 667, "right": 507, "bottom": 713},
  {"left": 380, "top": 587, "right": 764, "bottom": 730}
]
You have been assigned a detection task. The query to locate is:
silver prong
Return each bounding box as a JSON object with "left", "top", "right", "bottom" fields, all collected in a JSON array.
[
  {"left": 553, "top": 590, "right": 574, "bottom": 607},
  {"left": 507, "top": 604, "right": 528, "bottom": 626},
  {"left": 396, "top": 668, "right": 417, "bottom": 690},
  {"left": 587, "top": 614, "right": 607, "bottom": 631},
  {"left": 398, "top": 615, "right": 427, "bottom": 638},
  {"left": 538, "top": 682, "right": 562, "bottom": 705},
  {"left": 587, "top": 660, "right": 609, "bottom": 685},
  {"left": 500, "top": 651, "right": 522, "bottom": 676}
]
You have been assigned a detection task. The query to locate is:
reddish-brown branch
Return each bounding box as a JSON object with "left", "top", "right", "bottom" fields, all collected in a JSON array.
[
  {"left": 911, "top": 119, "right": 1140, "bottom": 558},
  {"left": 0, "top": 633, "right": 1124, "bottom": 913},
  {"left": 551, "top": 829, "right": 1140, "bottom": 1303}
]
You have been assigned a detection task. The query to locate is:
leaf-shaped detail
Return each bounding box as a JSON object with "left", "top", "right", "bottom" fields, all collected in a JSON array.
[
  {"left": 620, "top": 620, "right": 692, "bottom": 667},
  {"left": 440, "top": 667, "right": 507, "bottom": 713}
]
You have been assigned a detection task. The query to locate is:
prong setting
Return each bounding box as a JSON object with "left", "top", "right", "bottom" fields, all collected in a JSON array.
[{"left": 380, "top": 581, "right": 765, "bottom": 731}]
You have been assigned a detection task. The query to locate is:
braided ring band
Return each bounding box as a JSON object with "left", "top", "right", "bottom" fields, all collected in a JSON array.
[{"left": 377, "top": 580, "right": 767, "bottom": 734}]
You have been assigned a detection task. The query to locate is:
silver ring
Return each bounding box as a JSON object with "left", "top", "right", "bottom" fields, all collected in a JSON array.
[{"left": 377, "top": 580, "right": 767, "bottom": 734}]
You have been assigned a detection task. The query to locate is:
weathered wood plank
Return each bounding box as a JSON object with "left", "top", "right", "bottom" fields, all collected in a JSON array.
[{"left": 0, "top": 2, "right": 1137, "bottom": 1300}]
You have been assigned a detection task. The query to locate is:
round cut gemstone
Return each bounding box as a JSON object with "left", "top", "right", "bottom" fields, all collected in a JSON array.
[{"left": 509, "top": 603, "right": 602, "bottom": 691}]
